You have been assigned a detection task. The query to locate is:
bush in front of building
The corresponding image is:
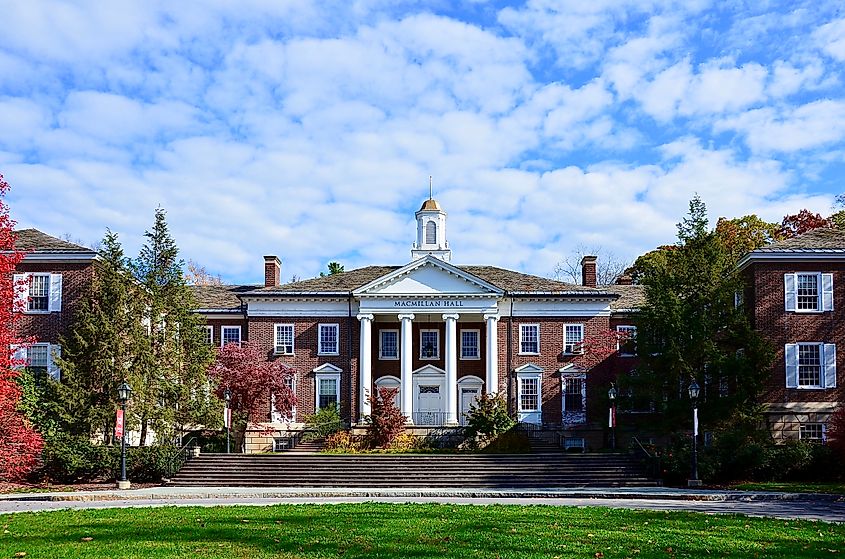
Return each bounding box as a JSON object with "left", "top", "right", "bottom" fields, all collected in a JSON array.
[
  {"left": 365, "top": 387, "right": 406, "bottom": 449},
  {"left": 302, "top": 405, "right": 344, "bottom": 440},
  {"left": 324, "top": 430, "right": 362, "bottom": 453},
  {"left": 462, "top": 392, "right": 513, "bottom": 450}
]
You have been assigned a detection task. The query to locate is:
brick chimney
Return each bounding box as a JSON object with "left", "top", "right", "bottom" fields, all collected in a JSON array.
[
  {"left": 264, "top": 255, "right": 281, "bottom": 287},
  {"left": 615, "top": 274, "right": 633, "bottom": 285},
  {"left": 581, "top": 255, "right": 597, "bottom": 287}
]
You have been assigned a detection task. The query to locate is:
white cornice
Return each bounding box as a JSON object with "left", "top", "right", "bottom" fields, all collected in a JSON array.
[{"left": 737, "top": 251, "right": 845, "bottom": 271}]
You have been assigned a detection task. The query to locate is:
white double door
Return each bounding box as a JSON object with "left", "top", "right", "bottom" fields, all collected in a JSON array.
[{"left": 414, "top": 375, "right": 445, "bottom": 425}]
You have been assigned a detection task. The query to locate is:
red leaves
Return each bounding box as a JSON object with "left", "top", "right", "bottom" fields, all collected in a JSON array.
[
  {"left": 780, "top": 209, "right": 832, "bottom": 238},
  {"left": 366, "top": 387, "right": 406, "bottom": 448}
]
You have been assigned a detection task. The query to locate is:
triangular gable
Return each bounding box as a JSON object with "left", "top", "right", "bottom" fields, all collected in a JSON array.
[
  {"left": 313, "top": 363, "right": 343, "bottom": 374},
  {"left": 558, "top": 363, "right": 588, "bottom": 374},
  {"left": 353, "top": 255, "right": 503, "bottom": 297},
  {"left": 514, "top": 363, "right": 544, "bottom": 374}
]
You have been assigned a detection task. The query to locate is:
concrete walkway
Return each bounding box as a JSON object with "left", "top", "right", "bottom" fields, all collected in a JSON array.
[{"left": 1, "top": 486, "right": 843, "bottom": 521}]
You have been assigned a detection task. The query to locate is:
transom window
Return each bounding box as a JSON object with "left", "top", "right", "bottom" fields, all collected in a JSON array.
[
  {"left": 563, "top": 376, "right": 584, "bottom": 412},
  {"left": 317, "top": 375, "right": 339, "bottom": 410},
  {"left": 274, "top": 324, "right": 294, "bottom": 354},
  {"left": 318, "top": 324, "right": 339, "bottom": 355},
  {"left": 798, "top": 344, "right": 822, "bottom": 387},
  {"left": 797, "top": 273, "right": 820, "bottom": 311},
  {"left": 221, "top": 326, "right": 241, "bottom": 347},
  {"left": 563, "top": 324, "right": 584, "bottom": 354},
  {"left": 420, "top": 329, "right": 439, "bottom": 359},
  {"left": 380, "top": 330, "right": 398, "bottom": 359},
  {"left": 461, "top": 330, "right": 479, "bottom": 359},
  {"left": 617, "top": 325, "right": 637, "bottom": 356},
  {"left": 519, "top": 376, "right": 540, "bottom": 411},
  {"left": 28, "top": 274, "right": 50, "bottom": 312},
  {"left": 799, "top": 423, "right": 825, "bottom": 442},
  {"left": 520, "top": 324, "right": 539, "bottom": 354}
]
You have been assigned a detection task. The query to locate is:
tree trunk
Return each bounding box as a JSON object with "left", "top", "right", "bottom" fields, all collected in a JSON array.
[{"left": 139, "top": 417, "right": 148, "bottom": 447}]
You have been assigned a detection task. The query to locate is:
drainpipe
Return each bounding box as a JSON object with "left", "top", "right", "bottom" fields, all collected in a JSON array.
[{"left": 506, "top": 293, "right": 514, "bottom": 416}]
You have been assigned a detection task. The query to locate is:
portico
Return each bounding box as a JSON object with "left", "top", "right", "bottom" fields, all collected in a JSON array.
[{"left": 353, "top": 256, "right": 503, "bottom": 425}]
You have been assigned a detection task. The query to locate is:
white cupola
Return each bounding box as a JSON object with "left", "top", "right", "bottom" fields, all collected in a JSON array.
[{"left": 411, "top": 197, "right": 451, "bottom": 262}]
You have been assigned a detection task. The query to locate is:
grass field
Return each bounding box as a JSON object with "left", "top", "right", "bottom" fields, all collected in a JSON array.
[
  {"left": 2, "top": 504, "right": 843, "bottom": 558},
  {"left": 732, "top": 481, "right": 845, "bottom": 494}
]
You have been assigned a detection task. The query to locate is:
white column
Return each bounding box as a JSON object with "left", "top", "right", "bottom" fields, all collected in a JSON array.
[
  {"left": 443, "top": 313, "right": 459, "bottom": 425},
  {"left": 398, "top": 313, "right": 415, "bottom": 423},
  {"left": 357, "top": 314, "right": 374, "bottom": 422},
  {"left": 484, "top": 314, "right": 499, "bottom": 394}
]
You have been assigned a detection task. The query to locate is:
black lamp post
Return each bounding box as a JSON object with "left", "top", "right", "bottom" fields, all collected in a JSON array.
[
  {"left": 608, "top": 384, "right": 617, "bottom": 450},
  {"left": 117, "top": 381, "right": 132, "bottom": 489},
  {"left": 223, "top": 388, "right": 232, "bottom": 454},
  {"left": 688, "top": 379, "right": 701, "bottom": 487}
]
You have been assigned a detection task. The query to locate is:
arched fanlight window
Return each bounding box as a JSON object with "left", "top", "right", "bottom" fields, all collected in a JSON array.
[{"left": 425, "top": 221, "right": 437, "bottom": 244}]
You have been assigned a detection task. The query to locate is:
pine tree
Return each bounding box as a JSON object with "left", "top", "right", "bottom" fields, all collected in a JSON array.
[{"left": 131, "top": 208, "right": 215, "bottom": 445}]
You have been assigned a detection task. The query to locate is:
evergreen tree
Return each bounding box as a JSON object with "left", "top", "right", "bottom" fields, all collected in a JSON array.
[
  {"left": 53, "top": 230, "right": 145, "bottom": 442},
  {"left": 628, "top": 197, "right": 773, "bottom": 432},
  {"left": 131, "top": 208, "right": 215, "bottom": 445}
]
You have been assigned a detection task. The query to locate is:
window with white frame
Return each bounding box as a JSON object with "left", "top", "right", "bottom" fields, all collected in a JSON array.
[
  {"left": 519, "top": 324, "right": 539, "bottom": 354},
  {"left": 461, "top": 329, "right": 479, "bottom": 359},
  {"left": 318, "top": 324, "right": 339, "bottom": 355},
  {"left": 785, "top": 342, "right": 837, "bottom": 389},
  {"left": 24, "top": 343, "right": 61, "bottom": 381},
  {"left": 202, "top": 326, "right": 213, "bottom": 345},
  {"left": 28, "top": 344, "right": 49, "bottom": 374},
  {"left": 799, "top": 423, "right": 826, "bottom": 442},
  {"left": 379, "top": 330, "right": 398, "bottom": 359},
  {"left": 563, "top": 324, "right": 584, "bottom": 354},
  {"left": 519, "top": 376, "right": 540, "bottom": 411},
  {"left": 784, "top": 272, "right": 833, "bottom": 312},
  {"left": 616, "top": 325, "right": 637, "bottom": 356},
  {"left": 28, "top": 274, "right": 50, "bottom": 312},
  {"left": 14, "top": 273, "right": 62, "bottom": 314},
  {"left": 316, "top": 374, "right": 340, "bottom": 411},
  {"left": 271, "top": 375, "right": 296, "bottom": 422},
  {"left": 221, "top": 326, "right": 241, "bottom": 347},
  {"left": 274, "top": 324, "right": 294, "bottom": 354},
  {"left": 563, "top": 375, "right": 584, "bottom": 413},
  {"left": 420, "top": 329, "right": 439, "bottom": 359}
]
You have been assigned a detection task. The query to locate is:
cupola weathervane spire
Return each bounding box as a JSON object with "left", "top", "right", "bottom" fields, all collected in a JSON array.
[{"left": 429, "top": 175, "right": 433, "bottom": 200}]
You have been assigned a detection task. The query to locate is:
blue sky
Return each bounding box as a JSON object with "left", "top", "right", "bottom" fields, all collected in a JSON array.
[{"left": 2, "top": 1, "right": 845, "bottom": 284}]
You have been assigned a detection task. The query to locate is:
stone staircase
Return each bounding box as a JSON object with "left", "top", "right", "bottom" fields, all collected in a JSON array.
[{"left": 168, "top": 453, "right": 659, "bottom": 487}]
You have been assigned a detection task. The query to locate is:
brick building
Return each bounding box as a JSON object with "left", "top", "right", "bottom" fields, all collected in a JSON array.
[
  {"left": 12, "top": 229, "right": 98, "bottom": 379},
  {"left": 196, "top": 199, "right": 643, "bottom": 451},
  {"left": 738, "top": 228, "right": 845, "bottom": 443}
]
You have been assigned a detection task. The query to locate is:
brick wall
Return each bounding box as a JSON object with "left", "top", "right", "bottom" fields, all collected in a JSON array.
[
  {"left": 204, "top": 318, "right": 249, "bottom": 347},
  {"left": 14, "top": 262, "right": 95, "bottom": 344}
]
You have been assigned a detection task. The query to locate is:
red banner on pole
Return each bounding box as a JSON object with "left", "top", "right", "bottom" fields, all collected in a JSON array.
[{"left": 115, "top": 409, "right": 124, "bottom": 439}]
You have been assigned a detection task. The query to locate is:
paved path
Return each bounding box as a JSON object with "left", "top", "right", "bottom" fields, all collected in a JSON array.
[{"left": 2, "top": 487, "right": 843, "bottom": 522}]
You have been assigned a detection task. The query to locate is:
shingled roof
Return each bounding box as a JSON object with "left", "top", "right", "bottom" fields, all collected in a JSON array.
[
  {"left": 603, "top": 284, "right": 646, "bottom": 311},
  {"left": 192, "top": 285, "right": 256, "bottom": 311},
  {"left": 245, "top": 265, "right": 612, "bottom": 296},
  {"left": 15, "top": 229, "right": 95, "bottom": 254},
  {"left": 751, "top": 227, "right": 845, "bottom": 252}
]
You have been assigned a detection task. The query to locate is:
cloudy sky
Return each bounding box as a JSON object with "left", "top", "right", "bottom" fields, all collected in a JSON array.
[{"left": 2, "top": 1, "right": 845, "bottom": 284}]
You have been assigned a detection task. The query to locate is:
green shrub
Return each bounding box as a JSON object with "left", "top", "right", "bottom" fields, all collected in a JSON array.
[
  {"left": 324, "top": 431, "right": 361, "bottom": 453},
  {"left": 302, "top": 405, "right": 343, "bottom": 440},
  {"left": 464, "top": 393, "right": 513, "bottom": 439},
  {"left": 40, "top": 433, "right": 113, "bottom": 483}
]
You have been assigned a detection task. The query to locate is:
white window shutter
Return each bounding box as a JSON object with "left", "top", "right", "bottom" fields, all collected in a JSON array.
[
  {"left": 785, "top": 344, "right": 798, "bottom": 388},
  {"left": 823, "top": 343, "right": 837, "bottom": 388},
  {"left": 48, "top": 344, "right": 62, "bottom": 381},
  {"left": 13, "top": 273, "right": 28, "bottom": 311},
  {"left": 49, "top": 273, "right": 63, "bottom": 312},
  {"left": 10, "top": 344, "right": 27, "bottom": 367},
  {"left": 784, "top": 274, "right": 797, "bottom": 312},
  {"left": 822, "top": 273, "right": 834, "bottom": 311}
]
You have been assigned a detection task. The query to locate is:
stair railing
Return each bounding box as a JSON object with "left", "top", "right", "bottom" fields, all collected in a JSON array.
[
  {"left": 631, "top": 436, "right": 661, "bottom": 480},
  {"left": 164, "top": 436, "right": 197, "bottom": 481}
]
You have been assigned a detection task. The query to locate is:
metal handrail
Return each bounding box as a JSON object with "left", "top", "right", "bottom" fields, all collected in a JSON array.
[
  {"left": 164, "top": 436, "right": 197, "bottom": 480},
  {"left": 631, "top": 436, "right": 661, "bottom": 480}
]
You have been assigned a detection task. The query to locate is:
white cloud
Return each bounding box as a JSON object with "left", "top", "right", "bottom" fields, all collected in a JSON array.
[{"left": 814, "top": 18, "right": 845, "bottom": 60}]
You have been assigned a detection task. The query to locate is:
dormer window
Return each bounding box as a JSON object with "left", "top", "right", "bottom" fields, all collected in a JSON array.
[{"left": 425, "top": 221, "right": 437, "bottom": 244}]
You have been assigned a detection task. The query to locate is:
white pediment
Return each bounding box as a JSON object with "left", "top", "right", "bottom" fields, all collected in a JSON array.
[{"left": 353, "top": 256, "right": 503, "bottom": 297}]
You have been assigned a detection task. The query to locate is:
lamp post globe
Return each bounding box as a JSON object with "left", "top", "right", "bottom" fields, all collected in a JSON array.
[
  {"left": 688, "top": 379, "right": 700, "bottom": 401},
  {"left": 688, "top": 378, "right": 702, "bottom": 487},
  {"left": 116, "top": 381, "right": 132, "bottom": 490},
  {"left": 608, "top": 384, "right": 617, "bottom": 450}
]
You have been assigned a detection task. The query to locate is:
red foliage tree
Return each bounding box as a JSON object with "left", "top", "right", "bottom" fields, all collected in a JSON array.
[
  {"left": 0, "top": 174, "right": 43, "bottom": 481},
  {"left": 780, "top": 209, "right": 831, "bottom": 238},
  {"left": 207, "top": 342, "right": 296, "bottom": 426},
  {"left": 365, "top": 387, "right": 406, "bottom": 448}
]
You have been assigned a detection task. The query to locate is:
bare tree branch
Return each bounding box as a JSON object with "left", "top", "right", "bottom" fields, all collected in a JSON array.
[{"left": 551, "top": 245, "right": 630, "bottom": 286}]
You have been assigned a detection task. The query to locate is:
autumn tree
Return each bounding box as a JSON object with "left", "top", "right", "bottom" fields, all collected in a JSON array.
[
  {"left": 365, "top": 387, "right": 405, "bottom": 448},
  {"left": 185, "top": 260, "right": 223, "bottom": 286},
  {"left": 780, "top": 209, "right": 831, "bottom": 238},
  {"left": 207, "top": 342, "right": 296, "bottom": 444},
  {"left": 552, "top": 245, "right": 628, "bottom": 285},
  {"left": 714, "top": 215, "right": 784, "bottom": 261},
  {"left": 130, "top": 208, "right": 216, "bottom": 445},
  {"left": 0, "top": 174, "right": 43, "bottom": 481},
  {"left": 632, "top": 196, "right": 773, "bottom": 432}
]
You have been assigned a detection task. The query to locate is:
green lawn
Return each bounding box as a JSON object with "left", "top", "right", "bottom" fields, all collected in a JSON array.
[
  {"left": 733, "top": 482, "right": 845, "bottom": 494},
  {"left": 2, "top": 504, "right": 843, "bottom": 558}
]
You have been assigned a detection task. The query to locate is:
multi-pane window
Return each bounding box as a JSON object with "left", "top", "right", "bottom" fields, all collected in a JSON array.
[
  {"left": 461, "top": 330, "right": 479, "bottom": 359},
  {"left": 202, "top": 326, "right": 213, "bottom": 345},
  {"left": 797, "top": 344, "right": 822, "bottom": 387},
  {"left": 520, "top": 324, "right": 539, "bottom": 354},
  {"left": 519, "top": 377, "right": 539, "bottom": 411},
  {"left": 799, "top": 423, "right": 825, "bottom": 442},
  {"left": 317, "top": 376, "right": 339, "bottom": 410},
  {"left": 28, "top": 275, "right": 50, "bottom": 312},
  {"left": 380, "top": 330, "right": 398, "bottom": 359},
  {"left": 420, "top": 329, "right": 439, "bottom": 359},
  {"left": 617, "top": 325, "right": 637, "bottom": 356},
  {"left": 563, "top": 377, "right": 584, "bottom": 412},
  {"left": 563, "top": 324, "right": 584, "bottom": 354},
  {"left": 221, "top": 326, "right": 241, "bottom": 347},
  {"left": 28, "top": 344, "right": 49, "bottom": 374},
  {"left": 318, "top": 324, "right": 339, "bottom": 355},
  {"left": 797, "top": 273, "right": 820, "bottom": 311},
  {"left": 274, "top": 324, "right": 294, "bottom": 354}
]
